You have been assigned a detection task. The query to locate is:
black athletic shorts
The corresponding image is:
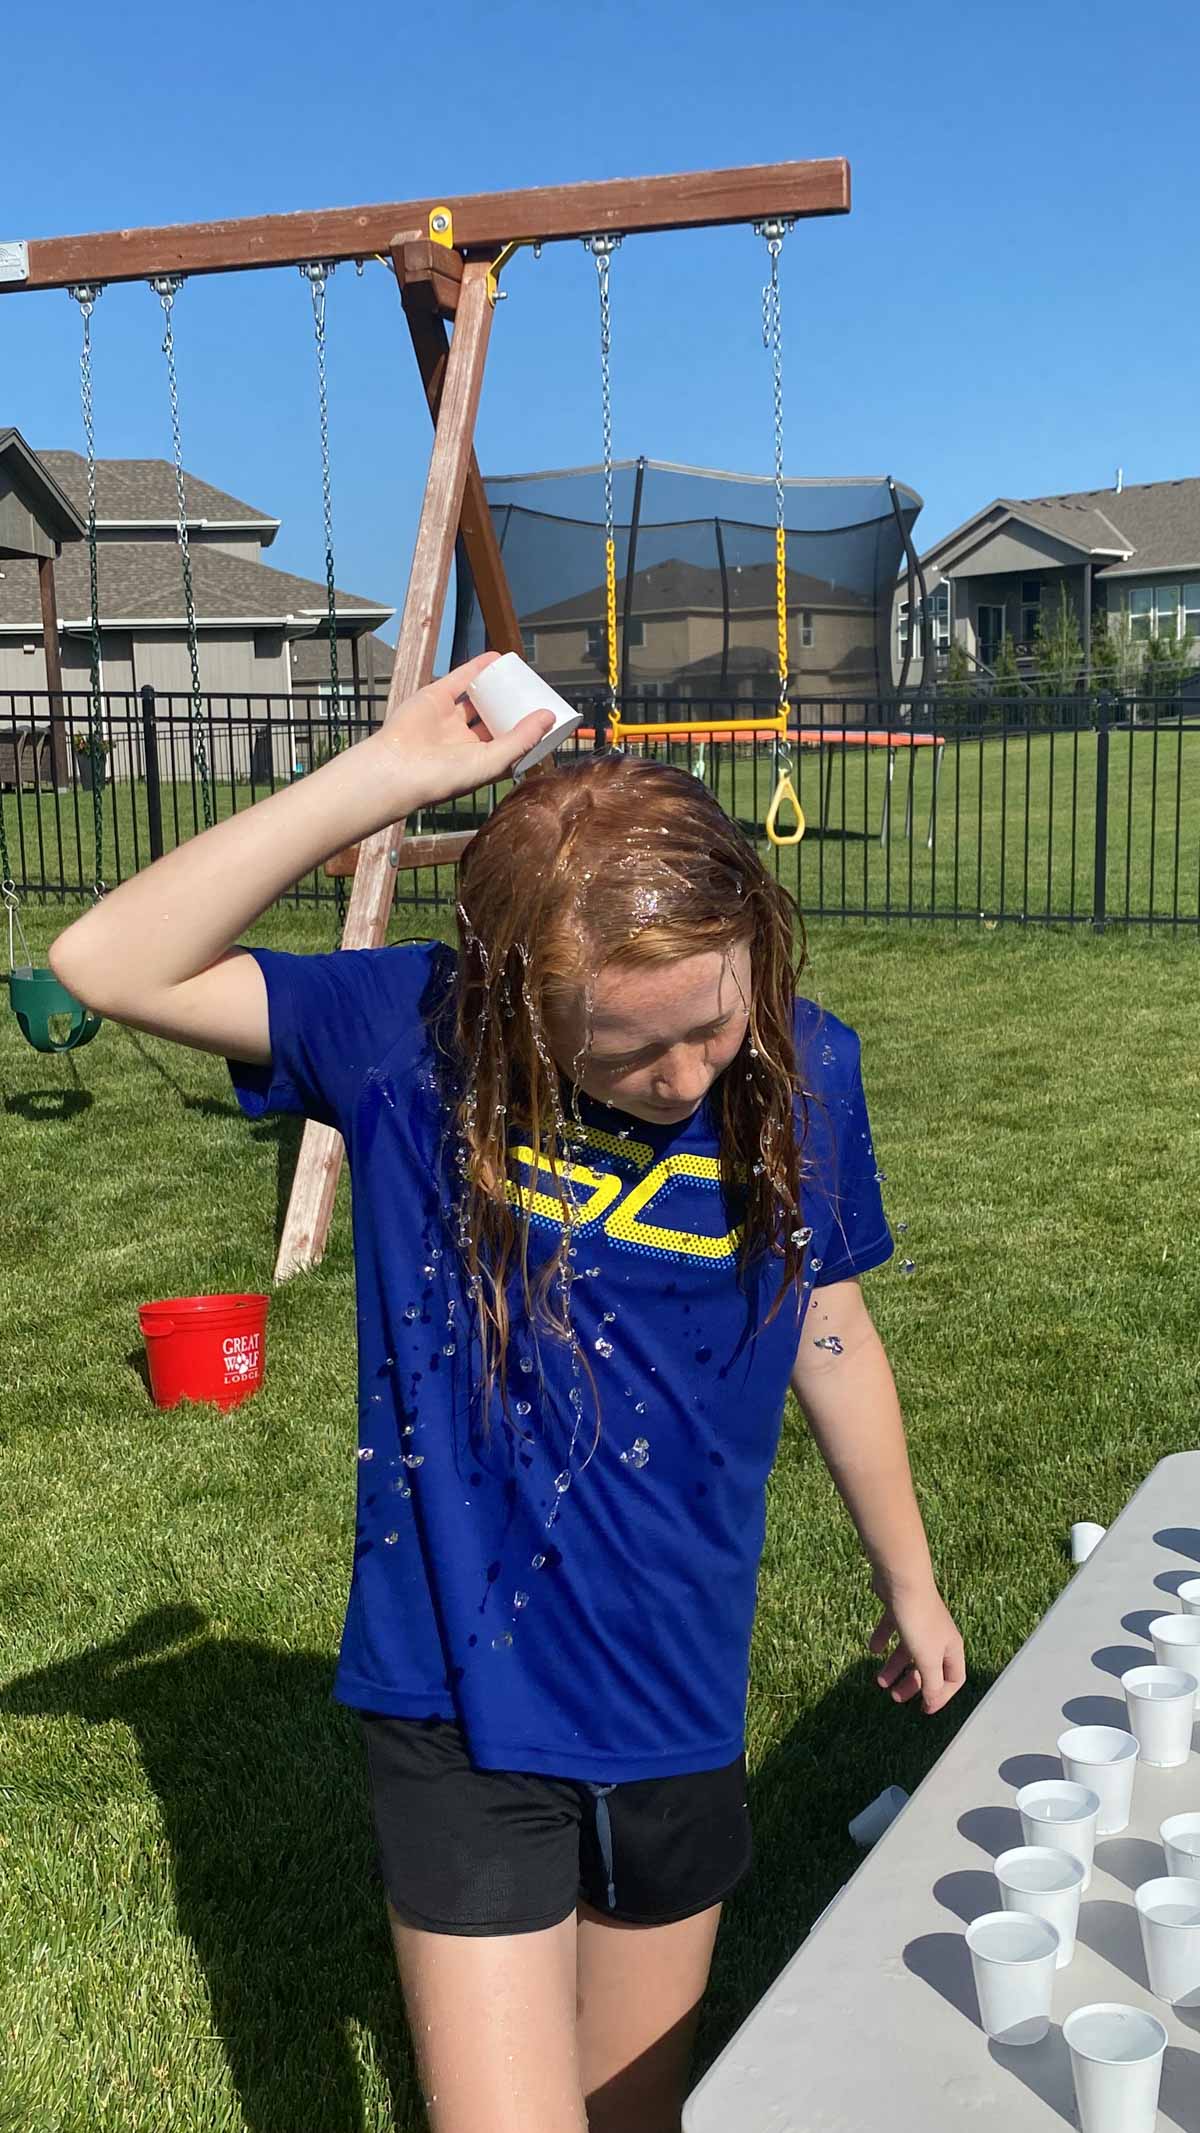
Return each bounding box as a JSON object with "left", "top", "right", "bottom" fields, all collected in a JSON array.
[{"left": 359, "top": 1713, "right": 752, "bottom": 1936}]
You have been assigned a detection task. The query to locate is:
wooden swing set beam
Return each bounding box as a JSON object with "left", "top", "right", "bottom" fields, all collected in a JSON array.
[{"left": 0, "top": 162, "right": 849, "bottom": 295}]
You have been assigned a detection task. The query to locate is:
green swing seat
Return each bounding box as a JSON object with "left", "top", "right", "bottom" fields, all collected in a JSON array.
[{"left": 8, "top": 966, "right": 102, "bottom": 1053}]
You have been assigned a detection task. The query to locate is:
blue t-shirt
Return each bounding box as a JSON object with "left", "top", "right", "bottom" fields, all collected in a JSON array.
[{"left": 230, "top": 941, "right": 892, "bottom": 1782}]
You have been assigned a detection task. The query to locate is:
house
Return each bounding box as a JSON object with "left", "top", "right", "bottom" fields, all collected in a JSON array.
[
  {"left": 0, "top": 432, "right": 395, "bottom": 778},
  {"left": 521, "top": 557, "right": 878, "bottom": 703},
  {"left": 896, "top": 476, "right": 1200, "bottom": 686}
]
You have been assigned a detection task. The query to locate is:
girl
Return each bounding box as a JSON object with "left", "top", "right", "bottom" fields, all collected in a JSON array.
[{"left": 50, "top": 653, "right": 965, "bottom": 2133}]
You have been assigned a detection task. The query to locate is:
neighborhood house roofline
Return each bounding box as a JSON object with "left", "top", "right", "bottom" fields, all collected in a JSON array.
[
  {"left": 918, "top": 499, "right": 1132, "bottom": 570},
  {"left": 0, "top": 608, "right": 392, "bottom": 634},
  {"left": 91, "top": 517, "right": 282, "bottom": 534},
  {"left": 0, "top": 427, "right": 87, "bottom": 543}
]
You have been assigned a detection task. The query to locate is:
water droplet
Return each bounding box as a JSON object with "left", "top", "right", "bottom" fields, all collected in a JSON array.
[
  {"left": 553, "top": 1471, "right": 571, "bottom": 1494},
  {"left": 403, "top": 1453, "right": 425, "bottom": 1469},
  {"left": 874, "top": 1169, "right": 887, "bottom": 1184},
  {"left": 821, "top": 1044, "right": 836, "bottom": 1065},
  {"left": 602, "top": 1311, "right": 616, "bottom": 1325},
  {"left": 897, "top": 1221, "right": 909, "bottom": 1235},
  {"left": 442, "top": 1342, "right": 456, "bottom": 1357},
  {"left": 384, "top": 1530, "right": 399, "bottom": 1545},
  {"left": 752, "top": 1162, "right": 765, "bottom": 1177},
  {"left": 402, "top": 1423, "right": 414, "bottom": 1438},
  {"left": 568, "top": 1387, "right": 583, "bottom": 1409},
  {"left": 900, "top": 1258, "right": 916, "bottom": 1276},
  {"left": 514, "top": 1590, "right": 529, "bottom": 1610},
  {"left": 620, "top": 1437, "right": 650, "bottom": 1470},
  {"left": 695, "top": 1345, "right": 712, "bottom": 1364},
  {"left": 357, "top": 1447, "right": 374, "bottom": 1463},
  {"left": 749, "top": 1046, "right": 759, "bottom": 1059},
  {"left": 532, "top": 1552, "right": 547, "bottom": 1570},
  {"left": 492, "top": 1634, "right": 513, "bottom": 1650},
  {"left": 585, "top": 1265, "right": 602, "bottom": 1278},
  {"left": 519, "top": 1356, "right": 534, "bottom": 1375},
  {"left": 422, "top": 1263, "right": 435, "bottom": 1278},
  {"left": 814, "top": 1335, "right": 844, "bottom": 1355},
  {"left": 791, "top": 1226, "right": 813, "bottom": 1247},
  {"left": 403, "top": 1305, "right": 418, "bottom": 1321},
  {"left": 370, "top": 1393, "right": 383, "bottom": 1405},
  {"left": 515, "top": 1398, "right": 532, "bottom": 1417},
  {"left": 809, "top": 1257, "right": 823, "bottom": 1273},
  {"left": 399, "top": 1484, "right": 411, "bottom": 1500},
  {"left": 594, "top": 1338, "right": 614, "bottom": 1359}
]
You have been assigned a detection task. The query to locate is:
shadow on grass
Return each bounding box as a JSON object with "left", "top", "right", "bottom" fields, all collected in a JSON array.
[
  {"left": 0, "top": 1607, "right": 417, "bottom": 2133},
  {"left": 4, "top": 1085, "right": 94, "bottom": 1121},
  {"left": 118, "top": 1027, "right": 305, "bottom": 1248},
  {"left": 695, "top": 1658, "right": 995, "bottom": 2078}
]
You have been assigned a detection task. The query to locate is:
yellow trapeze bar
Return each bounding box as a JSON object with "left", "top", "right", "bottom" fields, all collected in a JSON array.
[{"left": 608, "top": 714, "right": 788, "bottom": 741}]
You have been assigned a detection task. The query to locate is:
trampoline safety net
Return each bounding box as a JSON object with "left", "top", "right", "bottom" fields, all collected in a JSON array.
[{"left": 451, "top": 461, "right": 923, "bottom": 718}]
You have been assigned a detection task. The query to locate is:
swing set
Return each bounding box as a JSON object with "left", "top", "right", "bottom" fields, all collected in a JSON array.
[{"left": 0, "top": 156, "right": 850, "bottom": 1271}]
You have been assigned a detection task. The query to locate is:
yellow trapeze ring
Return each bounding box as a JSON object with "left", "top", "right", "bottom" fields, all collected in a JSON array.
[{"left": 765, "top": 768, "right": 805, "bottom": 847}]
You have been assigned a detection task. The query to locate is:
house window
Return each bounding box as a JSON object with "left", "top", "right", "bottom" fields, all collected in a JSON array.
[
  {"left": 977, "top": 605, "right": 1005, "bottom": 668},
  {"left": 799, "top": 610, "right": 814, "bottom": 649},
  {"left": 1020, "top": 579, "right": 1041, "bottom": 647},
  {"left": 520, "top": 627, "right": 537, "bottom": 661},
  {"left": 1184, "top": 582, "right": 1200, "bottom": 642},
  {"left": 928, "top": 583, "right": 950, "bottom": 651},
  {"left": 1129, "top": 586, "right": 1154, "bottom": 642},
  {"left": 1154, "top": 584, "right": 1182, "bottom": 640},
  {"left": 897, "top": 599, "right": 920, "bottom": 658},
  {"left": 586, "top": 619, "right": 643, "bottom": 658}
]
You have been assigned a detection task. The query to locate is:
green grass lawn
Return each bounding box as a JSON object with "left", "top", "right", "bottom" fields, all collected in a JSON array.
[
  {"left": 2, "top": 899, "right": 1200, "bottom": 2131},
  {"left": 7, "top": 714, "right": 1200, "bottom": 930}
]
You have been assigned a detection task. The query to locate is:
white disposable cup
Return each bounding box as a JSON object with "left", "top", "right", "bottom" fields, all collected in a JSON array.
[
  {"left": 994, "top": 1845, "right": 1085, "bottom": 1967},
  {"left": 965, "top": 1910, "right": 1059, "bottom": 2044},
  {"left": 1071, "top": 1522, "right": 1107, "bottom": 1565},
  {"left": 1122, "top": 1664, "right": 1198, "bottom": 1768},
  {"left": 1064, "top": 2002, "right": 1167, "bottom": 2133},
  {"left": 1177, "top": 1578, "right": 1200, "bottom": 1616},
  {"left": 1161, "top": 1812, "right": 1200, "bottom": 1877},
  {"left": 1135, "top": 1875, "right": 1200, "bottom": 2005},
  {"left": 465, "top": 653, "right": 584, "bottom": 774},
  {"left": 847, "top": 1784, "right": 908, "bottom": 1848},
  {"left": 1016, "top": 1780, "right": 1100, "bottom": 1890},
  {"left": 1057, "top": 1725, "right": 1139, "bottom": 1836},
  {"left": 1149, "top": 1612, "right": 1200, "bottom": 1669}
]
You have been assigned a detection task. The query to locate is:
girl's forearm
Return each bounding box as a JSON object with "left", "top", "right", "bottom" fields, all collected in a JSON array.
[
  {"left": 49, "top": 732, "right": 416, "bottom": 1015},
  {"left": 791, "top": 1325, "right": 935, "bottom": 1597}
]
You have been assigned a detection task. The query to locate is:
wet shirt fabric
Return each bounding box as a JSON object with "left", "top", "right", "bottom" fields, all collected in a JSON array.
[{"left": 229, "top": 942, "right": 892, "bottom": 1783}]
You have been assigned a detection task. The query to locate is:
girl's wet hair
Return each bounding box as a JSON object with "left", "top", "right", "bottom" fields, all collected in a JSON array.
[{"left": 446, "top": 751, "right": 811, "bottom": 1415}]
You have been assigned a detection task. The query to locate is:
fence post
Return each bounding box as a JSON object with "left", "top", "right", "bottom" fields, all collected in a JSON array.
[
  {"left": 1091, "top": 693, "right": 1111, "bottom": 933},
  {"left": 142, "top": 685, "right": 164, "bottom": 863}
]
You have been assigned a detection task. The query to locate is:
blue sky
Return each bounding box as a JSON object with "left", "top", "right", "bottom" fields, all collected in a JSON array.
[{"left": 4, "top": 0, "right": 1198, "bottom": 637}]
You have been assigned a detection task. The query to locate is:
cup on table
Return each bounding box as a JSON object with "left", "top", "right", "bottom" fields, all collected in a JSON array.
[
  {"left": 1135, "top": 1875, "right": 1200, "bottom": 2005},
  {"left": 1122, "top": 1663, "right": 1198, "bottom": 1768},
  {"left": 1149, "top": 1612, "right": 1200, "bottom": 1670},
  {"left": 1058, "top": 1725, "right": 1139, "bottom": 1836},
  {"left": 1064, "top": 2002, "right": 1167, "bottom": 2133},
  {"left": 965, "top": 1910, "right": 1059, "bottom": 2044},
  {"left": 1016, "top": 1779, "right": 1100, "bottom": 1889},
  {"left": 1161, "top": 1812, "right": 1200, "bottom": 1878},
  {"left": 1177, "top": 1577, "right": 1200, "bottom": 1617},
  {"left": 1071, "top": 1521, "right": 1107, "bottom": 1565},
  {"left": 994, "top": 1845, "right": 1085, "bottom": 1967}
]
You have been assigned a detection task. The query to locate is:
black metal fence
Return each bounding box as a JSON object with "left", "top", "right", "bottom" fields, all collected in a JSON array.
[{"left": 3, "top": 684, "right": 1199, "bottom": 931}]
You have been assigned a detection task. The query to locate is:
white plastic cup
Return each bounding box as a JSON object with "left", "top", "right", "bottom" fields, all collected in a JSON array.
[
  {"left": 1149, "top": 1612, "right": 1200, "bottom": 1670},
  {"left": 1177, "top": 1577, "right": 1200, "bottom": 1616},
  {"left": 847, "top": 1784, "right": 908, "bottom": 1848},
  {"left": 464, "top": 653, "right": 584, "bottom": 775},
  {"left": 1122, "top": 1664, "right": 1198, "bottom": 1768},
  {"left": 1057, "top": 1725, "right": 1139, "bottom": 1836},
  {"left": 965, "top": 1910, "right": 1059, "bottom": 2044},
  {"left": 1064, "top": 2002, "right": 1167, "bottom": 2133},
  {"left": 1016, "top": 1780, "right": 1100, "bottom": 1890},
  {"left": 994, "top": 1845, "right": 1085, "bottom": 1967},
  {"left": 1161, "top": 1813, "right": 1200, "bottom": 1878},
  {"left": 1071, "top": 1521, "right": 1107, "bottom": 1565},
  {"left": 1134, "top": 1876, "right": 1200, "bottom": 2005}
]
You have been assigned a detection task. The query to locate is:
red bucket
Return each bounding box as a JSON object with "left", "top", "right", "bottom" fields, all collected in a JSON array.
[{"left": 138, "top": 1292, "right": 270, "bottom": 1411}]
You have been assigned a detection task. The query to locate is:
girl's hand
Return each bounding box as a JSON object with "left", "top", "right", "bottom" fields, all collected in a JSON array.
[
  {"left": 378, "top": 651, "right": 555, "bottom": 810},
  {"left": 869, "top": 1578, "right": 966, "bottom": 1716}
]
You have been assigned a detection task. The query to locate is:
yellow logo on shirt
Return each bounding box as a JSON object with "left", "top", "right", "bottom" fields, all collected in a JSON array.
[{"left": 506, "top": 1125, "right": 741, "bottom": 1264}]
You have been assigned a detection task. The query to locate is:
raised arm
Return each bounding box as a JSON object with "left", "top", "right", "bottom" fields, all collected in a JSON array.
[{"left": 48, "top": 654, "right": 552, "bottom": 1066}]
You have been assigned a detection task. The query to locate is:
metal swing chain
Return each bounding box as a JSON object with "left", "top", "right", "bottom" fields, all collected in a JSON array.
[
  {"left": 756, "top": 218, "right": 793, "bottom": 725},
  {"left": 585, "top": 235, "right": 622, "bottom": 723},
  {"left": 150, "top": 274, "right": 214, "bottom": 831},
  {"left": 299, "top": 261, "right": 348, "bottom": 929},
  {"left": 70, "top": 282, "right": 107, "bottom": 897}
]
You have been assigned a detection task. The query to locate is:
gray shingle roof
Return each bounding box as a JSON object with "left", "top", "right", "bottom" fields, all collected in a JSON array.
[
  {"left": 1023, "top": 478, "right": 1200, "bottom": 577},
  {"left": 0, "top": 539, "right": 390, "bottom": 629},
  {"left": 0, "top": 430, "right": 87, "bottom": 546},
  {"left": 526, "top": 557, "right": 870, "bottom": 625},
  {"left": 34, "top": 452, "right": 278, "bottom": 528}
]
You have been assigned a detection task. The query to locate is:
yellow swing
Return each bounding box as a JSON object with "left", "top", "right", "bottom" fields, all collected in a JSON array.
[{"left": 594, "top": 221, "right": 804, "bottom": 848}]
